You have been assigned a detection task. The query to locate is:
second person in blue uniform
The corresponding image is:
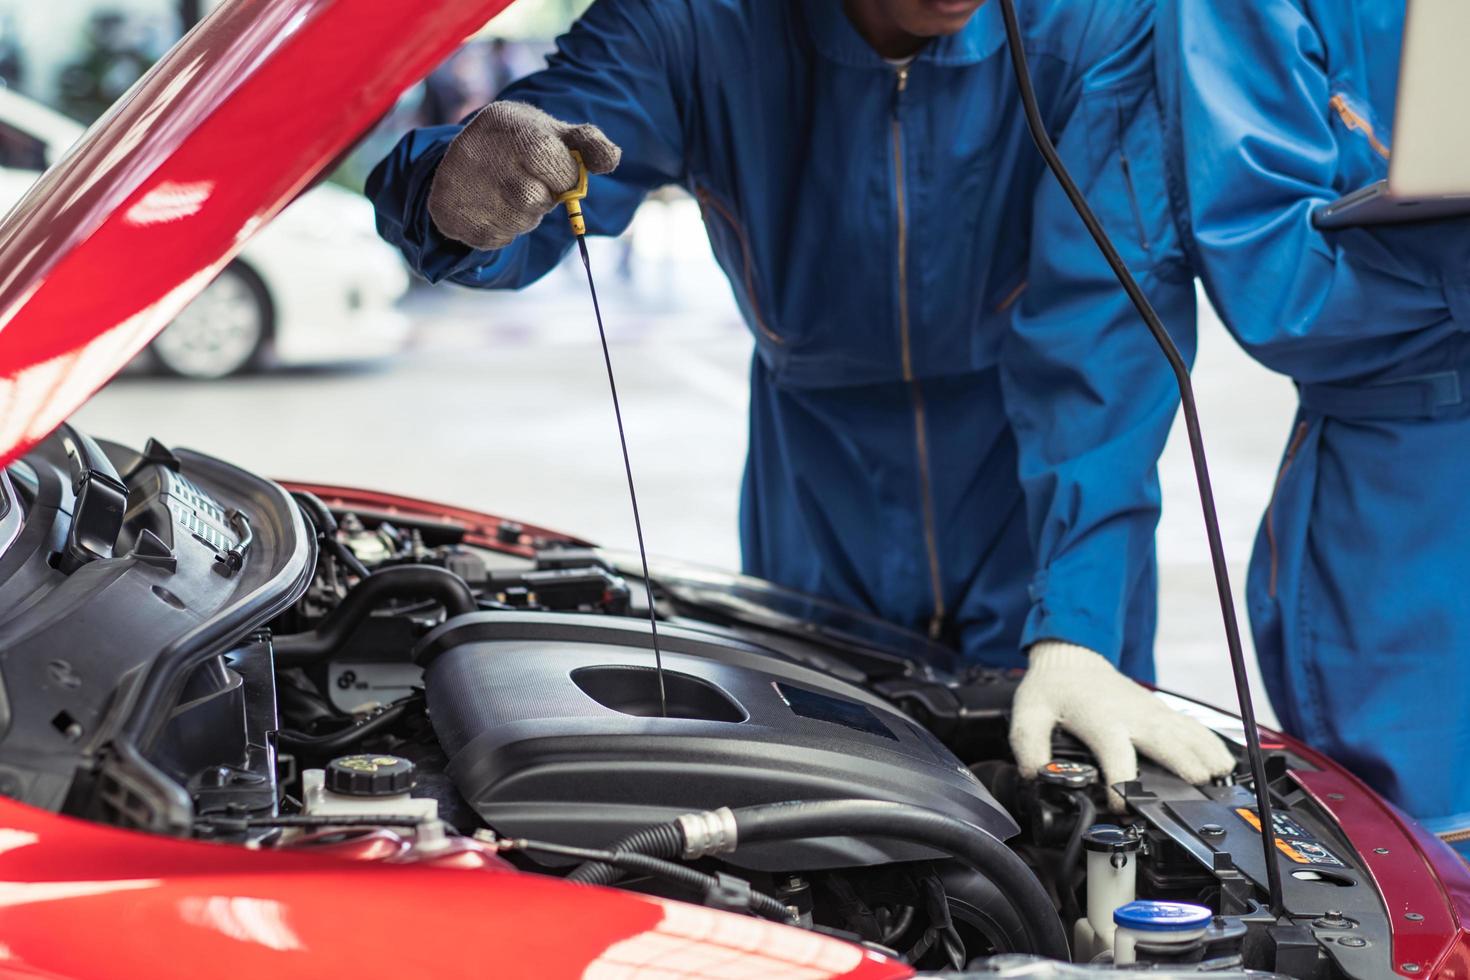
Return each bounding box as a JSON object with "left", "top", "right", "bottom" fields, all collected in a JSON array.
[
  {"left": 1157, "top": 0, "right": 1470, "bottom": 854},
  {"left": 368, "top": 0, "right": 1234, "bottom": 796}
]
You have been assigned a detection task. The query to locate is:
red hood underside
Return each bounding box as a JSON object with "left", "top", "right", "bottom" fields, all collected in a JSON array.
[{"left": 0, "top": 0, "right": 514, "bottom": 467}]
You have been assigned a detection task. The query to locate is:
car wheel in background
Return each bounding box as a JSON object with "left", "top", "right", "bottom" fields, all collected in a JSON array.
[{"left": 150, "top": 263, "right": 272, "bottom": 379}]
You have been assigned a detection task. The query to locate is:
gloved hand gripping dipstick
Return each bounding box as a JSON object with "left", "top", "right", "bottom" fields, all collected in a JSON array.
[{"left": 557, "top": 151, "right": 668, "bottom": 717}]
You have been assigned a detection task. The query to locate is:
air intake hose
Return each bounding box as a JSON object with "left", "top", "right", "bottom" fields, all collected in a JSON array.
[{"left": 570, "top": 798, "right": 1069, "bottom": 960}]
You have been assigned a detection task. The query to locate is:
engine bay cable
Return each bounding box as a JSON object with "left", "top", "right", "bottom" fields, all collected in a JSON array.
[
  {"left": 1056, "top": 791, "right": 1095, "bottom": 923},
  {"left": 292, "top": 490, "right": 373, "bottom": 580},
  {"left": 565, "top": 819, "right": 685, "bottom": 885},
  {"left": 996, "top": 0, "right": 1285, "bottom": 917},
  {"left": 275, "top": 695, "right": 422, "bottom": 760},
  {"left": 727, "top": 800, "right": 1068, "bottom": 960},
  {"left": 566, "top": 798, "right": 1069, "bottom": 961},
  {"left": 272, "top": 565, "right": 476, "bottom": 665},
  {"left": 497, "top": 837, "right": 795, "bottom": 923}
]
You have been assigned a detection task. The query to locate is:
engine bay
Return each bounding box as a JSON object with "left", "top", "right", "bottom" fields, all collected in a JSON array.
[{"left": 0, "top": 428, "right": 1410, "bottom": 978}]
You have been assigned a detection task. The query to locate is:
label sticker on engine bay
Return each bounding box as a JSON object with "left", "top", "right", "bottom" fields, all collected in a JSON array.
[{"left": 1234, "top": 807, "right": 1346, "bottom": 867}]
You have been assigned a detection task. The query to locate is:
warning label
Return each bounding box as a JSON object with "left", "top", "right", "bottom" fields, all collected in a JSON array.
[{"left": 1235, "top": 807, "right": 1346, "bottom": 868}]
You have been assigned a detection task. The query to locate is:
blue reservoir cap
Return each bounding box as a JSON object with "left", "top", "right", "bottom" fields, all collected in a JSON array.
[{"left": 1113, "top": 900, "right": 1213, "bottom": 932}]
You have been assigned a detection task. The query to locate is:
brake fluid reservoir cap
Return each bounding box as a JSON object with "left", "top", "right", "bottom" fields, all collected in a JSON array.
[
  {"left": 326, "top": 754, "right": 416, "bottom": 797},
  {"left": 1113, "top": 900, "right": 1213, "bottom": 932},
  {"left": 1082, "top": 824, "right": 1141, "bottom": 854}
]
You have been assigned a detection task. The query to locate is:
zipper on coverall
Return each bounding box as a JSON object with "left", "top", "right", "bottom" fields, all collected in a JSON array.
[{"left": 892, "top": 64, "right": 947, "bottom": 641}]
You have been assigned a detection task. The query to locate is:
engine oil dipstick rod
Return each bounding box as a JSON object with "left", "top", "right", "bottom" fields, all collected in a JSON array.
[
  {"left": 557, "top": 150, "right": 667, "bottom": 718},
  {"left": 997, "top": 0, "right": 1284, "bottom": 917}
]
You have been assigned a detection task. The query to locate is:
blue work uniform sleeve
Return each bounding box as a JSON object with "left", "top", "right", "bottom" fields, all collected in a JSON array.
[
  {"left": 1001, "top": 8, "right": 1197, "bottom": 667},
  {"left": 1157, "top": 0, "right": 1468, "bottom": 378},
  {"left": 366, "top": 0, "right": 692, "bottom": 288}
]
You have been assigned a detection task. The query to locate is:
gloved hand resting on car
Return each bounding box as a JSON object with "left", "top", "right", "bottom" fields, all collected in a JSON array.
[
  {"left": 1010, "top": 641, "right": 1236, "bottom": 810},
  {"left": 428, "top": 101, "right": 622, "bottom": 251}
]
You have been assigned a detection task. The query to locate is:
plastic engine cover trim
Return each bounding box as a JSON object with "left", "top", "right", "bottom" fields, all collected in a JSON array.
[{"left": 419, "top": 613, "right": 1018, "bottom": 871}]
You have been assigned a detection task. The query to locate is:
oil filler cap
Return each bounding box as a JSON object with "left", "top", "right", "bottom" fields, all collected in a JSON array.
[{"left": 325, "top": 754, "right": 416, "bottom": 797}]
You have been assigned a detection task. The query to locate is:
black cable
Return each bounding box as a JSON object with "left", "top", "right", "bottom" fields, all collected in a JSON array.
[
  {"left": 728, "top": 800, "right": 1068, "bottom": 960},
  {"left": 502, "top": 837, "right": 794, "bottom": 923},
  {"left": 571, "top": 800, "right": 1068, "bottom": 961},
  {"left": 914, "top": 875, "right": 965, "bottom": 971},
  {"left": 276, "top": 696, "right": 420, "bottom": 759},
  {"left": 1057, "top": 792, "right": 1096, "bottom": 923},
  {"left": 566, "top": 820, "right": 685, "bottom": 886},
  {"left": 576, "top": 236, "right": 667, "bottom": 717},
  {"left": 294, "top": 491, "right": 375, "bottom": 580},
  {"left": 879, "top": 905, "right": 916, "bottom": 946},
  {"left": 996, "top": 0, "right": 1285, "bottom": 917},
  {"left": 325, "top": 538, "right": 373, "bottom": 581},
  {"left": 292, "top": 491, "right": 340, "bottom": 536},
  {"left": 272, "top": 565, "right": 476, "bottom": 666}
]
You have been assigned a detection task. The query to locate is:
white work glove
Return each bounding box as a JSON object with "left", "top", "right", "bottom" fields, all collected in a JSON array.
[
  {"left": 1010, "top": 641, "right": 1236, "bottom": 810},
  {"left": 428, "top": 100, "right": 622, "bottom": 251}
]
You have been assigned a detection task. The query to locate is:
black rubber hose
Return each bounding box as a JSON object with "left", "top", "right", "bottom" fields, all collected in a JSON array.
[
  {"left": 273, "top": 565, "right": 476, "bottom": 666},
  {"left": 730, "top": 801, "right": 1068, "bottom": 961},
  {"left": 600, "top": 854, "right": 792, "bottom": 922},
  {"left": 879, "top": 905, "right": 916, "bottom": 946},
  {"left": 566, "top": 822, "right": 686, "bottom": 885},
  {"left": 275, "top": 698, "right": 419, "bottom": 759},
  {"left": 326, "top": 538, "right": 373, "bottom": 581},
  {"left": 565, "top": 799, "right": 1069, "bottom": 960},
  {"left": 512, "top": 838, "right": 793, "bottom": 923},
  {"left": 292, "top": 490, "right": 340, "bottom": 536},
  {"left": 1057, "top": 793, "right": 1096, "bottom": 924},
  {"left": 293, "top": 490, "right": 373, "bottom": 580}
]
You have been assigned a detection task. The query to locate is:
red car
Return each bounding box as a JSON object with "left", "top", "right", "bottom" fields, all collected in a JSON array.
[{"left": 0, "top": 1, "right": 1464, "bottom": 977}]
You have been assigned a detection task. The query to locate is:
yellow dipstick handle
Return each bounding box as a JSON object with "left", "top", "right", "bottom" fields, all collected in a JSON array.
[{"left": 556, "top": 149, "right": 590, "bottom": 237}]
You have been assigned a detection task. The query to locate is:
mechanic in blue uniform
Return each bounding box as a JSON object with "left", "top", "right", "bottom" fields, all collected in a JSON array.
[
  {"left": 369, "top": 0, "right": 1235, "bottom": 796},
  {"left": 1157, "top": 0, "right": 1470, "bottom": 853}
]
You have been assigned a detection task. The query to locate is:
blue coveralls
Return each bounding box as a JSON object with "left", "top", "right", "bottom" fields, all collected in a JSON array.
[
  {"left": 368, "top": 0, "right": 1195, "bottom": 675},
  {"left": 1157, "top": 0, "right": 1470, "bottom": 850}
]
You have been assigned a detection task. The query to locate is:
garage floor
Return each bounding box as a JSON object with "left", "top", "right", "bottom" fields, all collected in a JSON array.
[{"left": 76, "top": 204, "right": 1296, "bottom": 724}]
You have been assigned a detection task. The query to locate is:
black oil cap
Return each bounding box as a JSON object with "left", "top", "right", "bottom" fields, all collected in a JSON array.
[
  {"left": 1082, "top": 823, "right": 1142, "bottom": 854},
  {"left": 325, "top": 754, "right": 416, "bottom": 797}
]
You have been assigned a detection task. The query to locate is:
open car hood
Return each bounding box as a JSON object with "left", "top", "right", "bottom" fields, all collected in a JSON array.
[{"left": 0, "top": 0, "right": 513, "bottom": 468}]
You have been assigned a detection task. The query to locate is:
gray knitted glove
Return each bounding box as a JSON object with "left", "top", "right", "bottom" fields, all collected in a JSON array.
[
  {"left": 1010, "top": 642, "right": 1236, "bottom": 810},
  {"left": 427, "top": 101, "right": 622, "bottom": 251}
]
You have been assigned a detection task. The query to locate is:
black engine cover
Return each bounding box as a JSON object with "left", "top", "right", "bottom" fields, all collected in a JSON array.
[{"left": 418, "top": 613, "right": 1018, "bottom": 870}]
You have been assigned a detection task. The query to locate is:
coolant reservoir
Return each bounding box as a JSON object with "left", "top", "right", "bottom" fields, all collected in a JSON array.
[
  {"left": 1112, "top": 900, "right": 1213, "bottom": 965},
  {"left": 1075, "top": 824, "right": 1141, "bottom": 959}
]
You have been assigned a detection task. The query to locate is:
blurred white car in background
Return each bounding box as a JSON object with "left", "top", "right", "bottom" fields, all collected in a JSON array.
[{"left": 0, "top": 86, "right": 411, "bottom": 378}]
